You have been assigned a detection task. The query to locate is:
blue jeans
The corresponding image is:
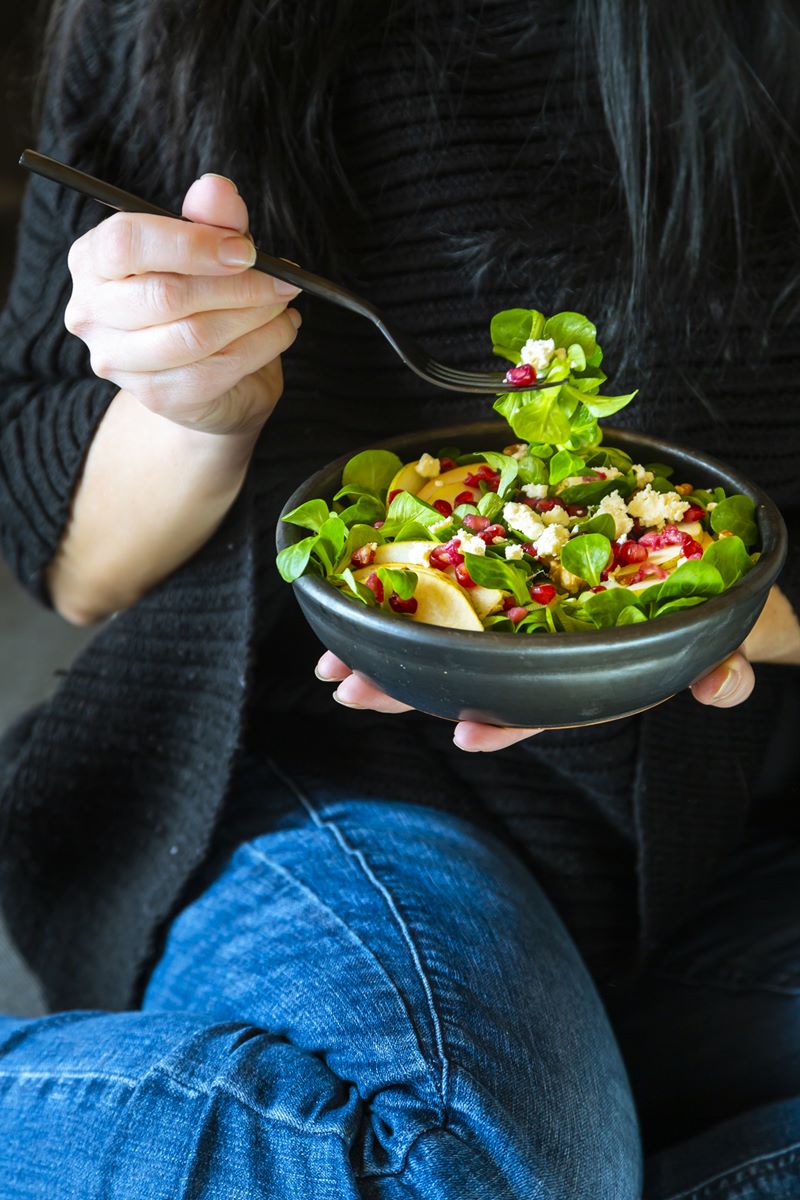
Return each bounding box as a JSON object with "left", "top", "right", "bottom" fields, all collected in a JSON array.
[{"left": 0, "top": 784, "right": 798, "bottom": 1199}]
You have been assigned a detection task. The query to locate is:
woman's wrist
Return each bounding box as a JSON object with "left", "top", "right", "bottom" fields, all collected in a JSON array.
[{"left": 741, "top": 585, "right": 800, "bottom": 666}]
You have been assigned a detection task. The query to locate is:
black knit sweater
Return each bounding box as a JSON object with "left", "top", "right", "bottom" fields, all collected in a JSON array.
[{"left": 1, "top": 3, "right": 799, "bottom": 1011}]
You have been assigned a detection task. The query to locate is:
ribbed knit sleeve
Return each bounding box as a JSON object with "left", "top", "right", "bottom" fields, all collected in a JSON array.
[{"left": 0, "top": 62, "right": 117, "bottom": 603}]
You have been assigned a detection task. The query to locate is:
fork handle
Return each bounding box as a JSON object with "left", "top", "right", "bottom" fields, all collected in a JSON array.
[{"left": 19, "top": 149, "right": 377, "bottom": 320}]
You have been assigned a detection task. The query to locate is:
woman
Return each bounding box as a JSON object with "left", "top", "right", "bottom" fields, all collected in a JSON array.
[{"left": 1, "top": 0, "right": 799, "bottom": 1195}]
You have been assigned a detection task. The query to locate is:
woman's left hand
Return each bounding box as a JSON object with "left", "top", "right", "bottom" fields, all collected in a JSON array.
[{"left": 314, "top": 585, "right": 800, "bottom": 753}]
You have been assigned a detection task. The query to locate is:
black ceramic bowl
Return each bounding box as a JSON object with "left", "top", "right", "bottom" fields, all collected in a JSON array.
[{"left": 276, "top": 421, "right": 787, "bottom": 728}]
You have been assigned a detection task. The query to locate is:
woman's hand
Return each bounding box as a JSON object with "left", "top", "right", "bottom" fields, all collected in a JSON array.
[
  {"left": 315, "top": 585, "right": 800, "bottom": 753},
  {"left": 64, "top": 174, "right": 301, "bottom": 438}
]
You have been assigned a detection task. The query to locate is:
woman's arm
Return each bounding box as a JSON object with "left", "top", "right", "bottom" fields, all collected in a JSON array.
[{"left": 46, "top": 176, "right": 300, "bottom": 624}]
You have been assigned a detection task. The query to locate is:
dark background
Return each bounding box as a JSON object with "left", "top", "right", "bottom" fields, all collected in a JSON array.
[{"left": 0, "top": 3, "right": 90, "bottom": 1012}]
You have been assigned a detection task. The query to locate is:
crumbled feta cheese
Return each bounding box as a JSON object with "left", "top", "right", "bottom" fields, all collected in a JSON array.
[
  {"left": 519, "top": 337, "right": 556, "bottom": 373},
  {"left": 534, "top": 524, "right": 570, "bottom": 557},
  {"left": 455, "top": 532, "right": 486, "bottom": 556},
  {"left": 429, "top": 517, "right": 452, "bottom": 533},
  {"left": 706, "top": 501, "right": 718, "bottom": 511},
  {"left": 627, "top": 484, "right": 690, "bottom": 528},
  {"left": 596, "top": 490, "right": 634, "bottom": 539},
  {"left": 504, "top": 443, "right": 530, "bottom": 460},
  {"left": 600, "top": 466, "right": 623, "bottom": 481},
  {"left": 415, "top": 452, "right": 440, "bottom": 478},
  {"left": 541, "top": 506, "right": 572, "bottom": 527},
  {"left": 502, "top": 502, "right": 546, "bottom": 542},
  {"left": 505, "top": 544, "right": 525, "bottom": 560},
  {"left": 631, "top": 463, "right": 654, "bottom": 489},
  {"left": 521, "top": 483, "right": 549, "bottom": 499}
]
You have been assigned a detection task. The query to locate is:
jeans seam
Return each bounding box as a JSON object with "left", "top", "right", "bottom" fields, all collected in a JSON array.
[
  {"left": 663, "top": 1144, "right": 800, "bottom": 1199},
  {"left": 263, "top": 757, "right": 451, "bottom": 1117},
  {"left": 0, "top": 1069, "right": 137, "bottom": 1088}
]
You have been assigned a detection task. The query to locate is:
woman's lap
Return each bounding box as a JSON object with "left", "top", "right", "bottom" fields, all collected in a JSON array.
[{"left": 0, "top": 788, "right": 641, "bottom": 1199}]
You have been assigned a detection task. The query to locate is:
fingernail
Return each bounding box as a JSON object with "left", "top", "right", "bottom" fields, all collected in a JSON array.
[
  {"left": 314, "top": 665, "right": 336, "bottom": 681},
  {"left": 218, "top": 235, "right": 256, "bottom": 267},
  {"left": 710, "top": 664, "right": 738, "bottom": 701},
  {"left": 201, "top": 173, "right": 238, "bottom": 192},
  {"left": 287, "top": 308, "right": 302, "bottom": 330},
  {"left": 453, "top": 734, "right": 480, "bottom": 752},
  {"left": 274, "top": 278, "right": 301, "bottom": 298},
  {"left": 332, "top": 690, "right": 364, "bottom": 710}
]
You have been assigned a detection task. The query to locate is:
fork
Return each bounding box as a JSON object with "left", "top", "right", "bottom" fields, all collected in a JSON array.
[{"left": 21, "top": 148, "right": 553, "bottom": 395}]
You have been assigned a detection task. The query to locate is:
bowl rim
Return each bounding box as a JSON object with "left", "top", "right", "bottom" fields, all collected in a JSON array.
[{"left": 277, "top": 420, "right": 788, "bottom": 655}]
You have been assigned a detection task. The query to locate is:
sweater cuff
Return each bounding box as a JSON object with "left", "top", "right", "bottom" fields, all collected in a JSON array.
[{"left": 0, "top": 375, "right": 116, "bottom": 605}]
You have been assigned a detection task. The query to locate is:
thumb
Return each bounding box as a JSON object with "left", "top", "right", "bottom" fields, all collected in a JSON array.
[
  {"left": 181, "top": 173, "right": 250, "bottom": 236},
  {"left": 690, "top": 651, "right": 755, "bottom": 708}
]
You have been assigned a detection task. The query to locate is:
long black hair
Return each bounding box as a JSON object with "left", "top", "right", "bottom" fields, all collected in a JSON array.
[{"left": 39, "top": 0, "right": 800, "bottom": 361}]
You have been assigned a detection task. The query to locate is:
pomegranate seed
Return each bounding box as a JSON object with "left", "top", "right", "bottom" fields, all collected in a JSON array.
[
  {"left": 521, "top": 543, "right": 539, "bottom": 557},
  {"left": 502, "top": 596, "right": 518, "bottom": 611},
  {"left": 372, "top": 520, "right": 385, "bottom": 529},
  {"left": 351, "top": 543, "right": 376, "bottom": 567},
  {"left": 364, "top": 571, "right": 384, "bottom": 602},
  {"left": 433, "top": 499, "right": 453, "bottom": 517},
  {"left": 434, "top": 538, "right": 464, "bottom": 566},
  {"left": 638, "top": 526, "right": 685, "bottom": 549},
  {"left": 590, "top": 585, "right": 607, "bottom": 593},
  {"left": 464, "top": 466, "right": 501, "bottom": 489},
  {"left": 389, "top": 594, "right": 418, "bottom": 614},
  {"left": 682, "top": 505, "right": 706, "bottom": 522},
  {"left": 681, "top": 535, "right": 704, "bottom": 559},
  {"left": 387, "top": 489, "right": 404, "bottom": 504},
  {"left": 614, "top": 541, "right": 648, "bottom": 565},
  {"left": 429, "top": 546, "right": 450, "bottom": 571},
  {"left": 507, "top": 605, "right": 529, "bottom": 624},
  {"left": 565, "top": 504, "right": 588, "bottom": 517},
  {"left": 479, "top": 523, "right": 507, "bottom": 544},
  {"left": 628, "top": 563, "right": 668, "bottom": 585},
  {"left": 439, "top": 457, "right": 457, "bottom": 472},
  {"left": 534, "top": 498, "right": 558, "bottom": 512},
  {"left": 462, "top": 513, "right": 490, "bottom": 531},
  {"left": 454, "top": 563, "right": 477, "bottom": 588},
  {"left": 504, "top": 363, "right": 538, "bottom": 386},
  {"left": 454, "top": 490, "right": 477, "bottom": 506},
  {"left": 530, "top": 582, "right": 557, "bottom": 605},
  {"left": 600, "top": 567, "right": 610, "bottom": 581}
]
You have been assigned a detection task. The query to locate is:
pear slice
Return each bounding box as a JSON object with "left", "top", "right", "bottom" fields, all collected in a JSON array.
[
  {"left": 441, "top": 566, "right": 505, "bottom": 619},
  {"left": 373, "top": 541, "right": 435, "bottom": 567},
  {"left": 386, "top": 460, "right": 432, "bottom": 499},
  {"left": 353, "top": 565, "right": 484, "bottom": 631},
  {"left": 417, "top": 464, "right": 481, "bottom": 506}
]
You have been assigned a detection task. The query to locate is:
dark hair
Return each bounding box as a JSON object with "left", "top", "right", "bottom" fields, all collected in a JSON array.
[{"left": 41, "top": 0, "right": 800, "bottom": 365}]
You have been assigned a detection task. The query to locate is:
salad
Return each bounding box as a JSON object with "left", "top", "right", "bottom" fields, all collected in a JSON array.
[{"left": 277, "top": 308, "right": 759, "bottom": 634}]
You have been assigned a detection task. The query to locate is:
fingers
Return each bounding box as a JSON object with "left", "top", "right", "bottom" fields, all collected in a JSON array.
[
  {"left": 90, "top": 302, "right": 289, "bottom": 373},
  {"left": 105, "top": 307, "right": 301, "bottom": 416},
  {"left": 314, "top": 651, "right": 352, "bottom": 682},
  {"left": 332, "top": 673, "right": 415, "bottom": 714},
  {"left": 70, "top": 209, "right": 257, "bottom": 281},
  {"left": 181, "top": 174, "right": 250, "bottom": 235},
  {"left": 690, "top": 651, "right": 755, "bottom": 708},
  {"left": 314, "top": 653, "right": 414, "bottom": 714},
  {"left": 453, "top": 722, "right": 543, "bottom": 752},
  {"left": 90, "top": 270, "right": 300, "bottom": 332}
]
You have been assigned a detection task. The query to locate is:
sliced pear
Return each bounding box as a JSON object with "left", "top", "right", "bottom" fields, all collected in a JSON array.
[
  {"left": 417, "top": 465, "right": 481, "bottom": 505},
  {"left": 675, "top": 520, "right": 703, "bottom": 538},
  {"left": 386, "top": 459, "right": 432, "bottom": 499},
  {"left": 353, "top": 565, "right": 484, "bottom": 631},
  {"left": 373, "top": 541, "right": 435, "bottom": 567},
  {"left": 441, "top": 566, "right": 505, "bottom": 619}
]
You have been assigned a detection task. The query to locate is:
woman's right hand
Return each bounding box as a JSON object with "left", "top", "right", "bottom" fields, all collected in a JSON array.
[{"left": 64, "top": 173, "right": 302, "bottom": 439}]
